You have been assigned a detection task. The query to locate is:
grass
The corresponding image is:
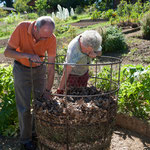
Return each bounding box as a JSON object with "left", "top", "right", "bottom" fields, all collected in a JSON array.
[
  {"left": 57, "top": 21, "right": 110, "bottom": 39},
  {"left": 0, "top": 47, "right": 5, "bottom": 53}
]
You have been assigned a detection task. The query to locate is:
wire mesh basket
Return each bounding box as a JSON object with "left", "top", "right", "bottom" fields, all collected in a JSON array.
[{"left": 31, "top": 55, "right": 122, "bottom": 150}]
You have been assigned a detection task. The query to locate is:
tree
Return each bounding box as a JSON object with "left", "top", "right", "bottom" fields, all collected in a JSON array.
[
  {"left": 47, "top": 0, "right": 98, "bottom": 11},
  {"left": 13, "top": 0, "right": 30, "bottom": 13},
  {"left": 35, "top": 0, "right": 49, "bottom": 15},
  {"left": 0, "top": 0, "right": 13, "bottom": 7}
]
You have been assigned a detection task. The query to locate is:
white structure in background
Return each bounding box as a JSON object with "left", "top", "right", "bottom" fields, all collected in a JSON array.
[
  {"left": 52, "top": 4, "right": 75, "bottom": 20},
  {"left": 52, "top": 12, "right": 55, "bottom": 18},
  {"left": 70, "top": 8, "right": 75, "bottom": 16}
]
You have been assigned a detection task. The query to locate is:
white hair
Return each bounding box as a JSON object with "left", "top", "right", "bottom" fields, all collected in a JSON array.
[
  {"left": 80, "top": 30, "right": 102, "bottom": 51},
  {"left": 35, "top": 16, "right": 55, "bottom": 31}
]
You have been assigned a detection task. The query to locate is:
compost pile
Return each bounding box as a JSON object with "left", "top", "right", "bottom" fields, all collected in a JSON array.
[{"left": 34, "top": 86, "right": 117, "bottom": 150}]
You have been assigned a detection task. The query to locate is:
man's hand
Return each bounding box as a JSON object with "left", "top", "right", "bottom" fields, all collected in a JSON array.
[{"left": 27, "top": 54, "right": 42, "bottom": 65}]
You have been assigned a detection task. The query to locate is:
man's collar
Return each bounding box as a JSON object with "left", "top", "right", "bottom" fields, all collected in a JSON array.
[{"left": 28, "top": 21, "right": 36, "bottom": 36}]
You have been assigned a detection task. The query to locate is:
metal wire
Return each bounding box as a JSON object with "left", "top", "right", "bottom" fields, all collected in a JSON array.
[{"left": 31, "top": 55, "right": 121, "bottom": 150}]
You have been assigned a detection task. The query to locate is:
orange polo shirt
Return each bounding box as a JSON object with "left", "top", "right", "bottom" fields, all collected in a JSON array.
[{"left": 8, "top": 21, "right": 56, "bottom": 67}]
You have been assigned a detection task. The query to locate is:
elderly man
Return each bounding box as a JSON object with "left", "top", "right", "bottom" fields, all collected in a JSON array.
[
  {"left": 57, "top": 30, "right": 102, "bottom": 94},
  {"left": 4, "top": 16, "right": 56, "bottom": 150}
]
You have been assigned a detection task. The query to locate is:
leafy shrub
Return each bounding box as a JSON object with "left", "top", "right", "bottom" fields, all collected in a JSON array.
[
  {"left": 67, "top": 25, "right": 77, "bottom": 39},
  {"left": 54, "top": 24, "right": 70, "bottom": 36},
  {"left": 0, "top": 66, "right": 18, "bottom": 136},
  {"left": 90, "top": 64, "right": 150, "bottom": 121},
  {"left": 26, "top": 13, "right": 38, "bottom": 19},
  {"left": 91, "top": 10, "right": 101, "bottom": 20},
  {"left": 13, "top": 0, "right": 30, "bottom": 13},
  {"left": 103, "top": 9, "right": 115, "bottom": 19},
  {"left": 75, "top": 5, "right": 83, "bottom": 14},
  {"left": 118, "top": 65, "right": 150, "bottom": 120},
  {"left": 141, "top": 12, "right": 150, "bottom": 39},
  {"left": 89, "top": 66, "right": 118, "bottom": 92},
  {"left": 0, "top": 8, "right": 8, "bottom": 17},
  {"left": 0, "top": 28, "right": 12, "bottom": 38},
  {"left": 35, "top": 0, "right": 48, "bottom": 15},
  {"left": 102, "top": 26, "right": 127, "bottom": 53},
  {"left": 71, "top": 15, "right": 77, "bottom": 20},
  {"left": 4, "top": 12, "right": 21, "bottom": 24}
]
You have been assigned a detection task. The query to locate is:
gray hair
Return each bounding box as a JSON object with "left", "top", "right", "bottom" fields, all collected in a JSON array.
[
  {"left": 80, "top": 30, "right": 102, "bottom": 51},
  {"left": 35, "top": 16, "right": 55, "bottom": 31}
]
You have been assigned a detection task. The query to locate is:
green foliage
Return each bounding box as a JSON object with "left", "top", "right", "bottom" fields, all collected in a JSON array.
[
  {"left": 102, "top": 26, "right": 127, "bottom": 52},
  {"left": 103, "top": 9, "right": 115, "bottom": 19},
  {"left": 26, "top": 13, "right": 38, "bottom": 19},
  {"left": 54, "top": 23, "right": 71, "bottom": 37},
  {"left": 0, "top": 66, "right": 18, "bottom": 136},
  {"left": 90, "top": 66, "right": 118, "bottom": 92},
  {"left": 90, "top": 64, "right": 150, "bottom": 121},
  {"left": 13, "top": 0, "right": 30, "bottom": 13},
  {"left": 143, "top": 1, "right": 150, "bottom": 13},
  {"left": 111, "top": 0, "right": 149, "bottom": 25},
  {"left": 118, "top": 65, "right": 150, "bottom": 120},
  {"left": 0, "top": 28, "right": 12, "bottom": 38},
  {"left": 4, "top": 12, "right": 21, "bottom": 24},
  {"left": 91, "top": 10, "right": 101, "bottom": 20},
  {"left": 141, "top": 12, "right": 150, "bottom": 40},
  {"left": 67, "top": 25, "right": 77, "bottom": 39},
  {"left": 116, "top": 0, "right": 127, "bottom": 17},
  {"left": 0, "top": 8, "right": 8, "bottom": 17},
  {"left": 71, "top": 15, "right": 77, "bottom": 20},
  {"left": 75, "top": 5, "right": 83, "bottom": 14},
  {"left": 35, "top": 0, "right": 49, "bottom": 15}
]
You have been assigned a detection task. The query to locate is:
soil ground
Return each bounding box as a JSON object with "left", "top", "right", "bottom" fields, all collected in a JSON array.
[
  {"left": 0, "top": 20, "right": 150, "bottom": 150},
  {"left": 0, "top": 126, "right": 150, "bottom": 150}
]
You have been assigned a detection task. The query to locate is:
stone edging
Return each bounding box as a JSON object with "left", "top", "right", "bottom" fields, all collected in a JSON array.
[
  {"left": 116, "top": 113, "right": 150, "bottom": 138},
  {"left": 122, "top": 27, "right": 141, "bottom": 34}
]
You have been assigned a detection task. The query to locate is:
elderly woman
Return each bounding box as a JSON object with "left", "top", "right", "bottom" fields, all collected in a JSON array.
[{"left": 57, "top": 30, "right": 102, "bottom": 94}]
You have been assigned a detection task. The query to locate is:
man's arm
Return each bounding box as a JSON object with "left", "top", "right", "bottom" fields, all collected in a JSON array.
[
  {"left": 45, "top": 56, "right": 56, "bottom": 91},
  {"left": 4, "top": 45, "right": 41, "bottom": 62},
  {"left": 58, "top": 65, "right": 72, "bottom": 91}
]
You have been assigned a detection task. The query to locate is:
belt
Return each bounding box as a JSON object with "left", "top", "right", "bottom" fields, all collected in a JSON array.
[{"left": 14, "top": 60, "right": 43, "bottom": 69}]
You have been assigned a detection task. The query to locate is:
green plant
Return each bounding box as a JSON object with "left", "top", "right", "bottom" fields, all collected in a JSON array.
[
  {"left": 0, "top": 8, "right": 8, "bottom": 17},
  {"left": 102, "top": 26, "right": 127, "bottom": 53},
  {"left": 71, "top": 15, "right": 77, "bottom": 20},
  {"left": 67, "top": 25, "right": 77, "bottom": 39},
  {"left": 0, "top": 28, "right": 12, "bottom": 38},
  {"left": 141, "top": 12, "right": 150, "bottom": 39},
  {"left": 26, "top": 13, "right": 38, "bottom": 19},
  {"left": 35, "top": 0, "right": 49, "bottom": 15},
  {"left": 75, "top": 5, "right": 83, "bottom": 14},
  {"left": 54, "top": 24, "right": 70, "bottom": 37},
  {"left": 0, "top": 66, "right": 18, "bottom": 136},
  {"left": 118, "top": 65, "right": 150, "bottom": 120},
  {"left": 4, "top": 12, "right": 21, "bottom": 24},
  {"left": 13, "top": 0, "right": 30, "bottom": 13},
  {"left": 91, "top": 10, "right": 101, "bottom": 20},
  {"left": 90, "top": 64, "right": 150, "bottom": 121},
  {"left": 104, "top": 9, "right": 115, "bottom": 19},
  {"left": 117, "top": 0, "right": 127, "bottom": 17}
]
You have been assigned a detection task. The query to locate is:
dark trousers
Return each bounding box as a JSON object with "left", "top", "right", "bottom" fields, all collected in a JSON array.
[{"left": 13, "top": 61, "right": 46, "bottom": 144}]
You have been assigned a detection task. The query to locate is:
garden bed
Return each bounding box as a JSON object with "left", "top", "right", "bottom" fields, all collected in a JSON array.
[
  {"left": 116, "top": 113, "right": 150, "bottom": 138},
  {"left": 71, "top": 19, "right": 108, "bottom": 27},
  {"left": 0, "top": 22, "right": 150, "bottom": 149}
]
